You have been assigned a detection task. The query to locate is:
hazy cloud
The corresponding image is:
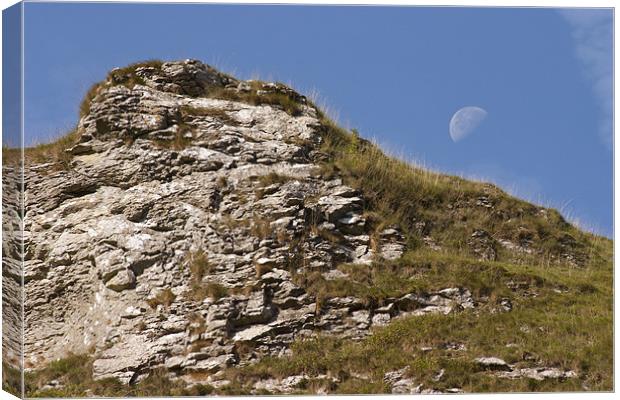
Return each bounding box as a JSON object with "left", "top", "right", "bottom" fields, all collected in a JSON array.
[{"left": 559, "top": 8, "right": 613, "bottom": 148}]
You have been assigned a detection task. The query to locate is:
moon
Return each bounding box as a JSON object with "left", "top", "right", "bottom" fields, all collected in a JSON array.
[{"left": 449, "top": 106, "right": 487, "bottom": 142}]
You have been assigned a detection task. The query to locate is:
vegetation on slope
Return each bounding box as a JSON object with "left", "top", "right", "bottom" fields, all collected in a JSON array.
[
  {"left": 2, "top": 128, "right": 79, "bottom": 169},
  {"left": 216, "top": 109, "right": 609, "bottom": 393},
  {"left": 204, "top": 81, "right": 304, "bottom": 117},
  {"left": 316, "top": 114, "right": 600, "bottom": 265},
  {"left": 10, "top": 62, "right": 613, "bottom": 395},
  {"left": 225, "top": 244, "right": 612, "bottom": 393},
  {"left": 23, "top": 239, "right": 612, "bottom": 395},
  {"left": 2, "top": 61, "right": 163, "bottom": 168},
  {"left": 24, "top": 354, "right": 214, "bottom": 398},
  {"left": 2, "top": 361, "right": 22, "bottom": 397}
]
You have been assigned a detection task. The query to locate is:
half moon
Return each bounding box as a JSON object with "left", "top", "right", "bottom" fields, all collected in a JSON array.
[{"left": 449, "top": 106, "right": 487, "bottom": 142}]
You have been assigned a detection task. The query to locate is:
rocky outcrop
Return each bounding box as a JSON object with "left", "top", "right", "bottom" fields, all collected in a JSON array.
[
  {"left": 22, "top": 60, "right": 486, "bottom": 385},
  {"left": 475, "top": 357, "right": 577, "bottom": 381},
  {"left": 2, "top": 163, "right": 23, "bottom": 372},
  {"left": 468, "top": 230, "right": 497, "bottom": 261},
  {"left": 474, "top": 356, "right": 512, "bottom": 371},
  {"left": 383, "top": 367, "right": 462, "bottom": 394},
  {"left": 381, "top": 358, "right": 577, "bottom": 395},
  {"left": 1, "top": 58, "right": 603, "bottom": 396}
]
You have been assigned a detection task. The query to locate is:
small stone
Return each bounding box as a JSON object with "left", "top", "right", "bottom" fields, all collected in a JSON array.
[
  {"left": 500, "top": 298, "right": 513, "bottom": 312},
  {"left": 322, "top": 269, "right": 348, "bottom": 281},
  {"left": 185, "top": 354, "right": 236, "bottom": 373},
  {"left": 467, "top": 230, "right": 497, "bottom": 261},
  {"left": 105, "top": 269, "right": 136, "bottom": 292},
  {"left": 164, "top": 356, "right": 185, "bottom": 370},
  {"left": 121, "top": 306, "right": 143, "bottom": 319},
  {"left": 372, "top": 313, "right": 391, "bottom": 326},
  {"left": 497, "top": 367, "right": 577, "bottom": 381},
  {"left": 474, "top": 357, "right": 511, "bottom": 371},
  {"left": 433, "top": 368, "right": 445, "bottom": 382}
]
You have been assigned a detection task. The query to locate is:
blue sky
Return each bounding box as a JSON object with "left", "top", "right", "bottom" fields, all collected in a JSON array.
[{"left": 19, "top": 3, "right": 613, "bottom": 236}]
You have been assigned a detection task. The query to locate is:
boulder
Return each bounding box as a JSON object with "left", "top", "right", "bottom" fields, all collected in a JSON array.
[{"left": 474, "top": 357, "right": 512, "bottom": 371}]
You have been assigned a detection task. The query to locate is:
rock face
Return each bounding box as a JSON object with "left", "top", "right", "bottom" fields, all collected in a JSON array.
[
  {"left": 21, "top": 59, "right": 478, "bottom": 385},
  {"left": 2, "top": 163, "right": 23, "bottom": 371},
  {"left": 474, "top": 357, "right": 577, "bottom": 382}
]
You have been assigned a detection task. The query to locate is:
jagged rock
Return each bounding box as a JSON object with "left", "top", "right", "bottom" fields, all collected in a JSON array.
[
  {"left": 379, "top": 243, "right": 405, "bottom": 260},
  {"left": 499, "top": 298, "right": 513, "bottom": 312},
  {"left": 252, "top": 374, "right": 336, "bottom": 394},
  {"left": 468, "top": 230, "right": 497, "bottom": 261},
  {"left": 384, "top": 367, "right": 418, "bottom": 394},
  {"left": 371, "top": 313, "right": 391, "bottom": 326},
  {"left": 231, "top": 290, "right": 275, "bottom": 327},
  {"left": 260, "top": 268, "right": 290, "bottom": 284},
  {"left": 318, "top": 194, "right": 363, "bottom": 222},
  {"left": 497, "top": 238, "right": 533, "bottom": 255},
  {"left": 121, "top": 306, "right": 143, "bottom": 319},
  {"left": 325, "top": 296, "right": 365, "bottom": 311},
  {"left": 93, "top": 335, "right": 157, "bottom": 383},
  {"left": 185, "top": 354, "right": 236, "bottom": 373},
  {"left": 350, "top": 310, "right": 371, "bottom": 327},
  {"left": 321, "top": 269, "right": 348, "bottom": 281},
  {"left": 422, "top": 236, "right": 442, "bottom": 251},
  {"left": 1, "top": 56, "right": 609, "bottom": 396},
  {"left": 106, "top": 269, "right": 137, "bottom": 292},
  {"left": 379, "top": 228, "right": 406, "bottom": 260},
  {"left": 96, "top": 249, "right": 129, "bottom": 282},
  {"left": 497, "top": 367, "right": 577, "bottom": 381},
  {"left": 20, "top": 60, "right": 481, "bottom": 388},
  {"left": 41, "top": 379, "right": 63, "bottom": 391},
  {"left": 134, "top": 59, "right": 236, "bottom": 97},
  {"left": 164, "top": 355, "right": 185, "bottom": 370},
  {"left": 476, "top": 196, "right": 493, "bottom": 208},
  {"left": 433, "top": 368, "right": 445, "bottom": 381},
  {"left": 394, "top": 287, "right": 474, "bottom": 316},
  {"left": 441, "top": 342, "right": 467, "bottom": 352}
]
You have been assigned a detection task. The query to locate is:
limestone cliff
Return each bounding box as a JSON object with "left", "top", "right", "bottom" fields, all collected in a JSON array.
[
  {"left": 3, "top": 60, "right": 612, "bottom": 395},
  {"left": 23, "top": 60, "right": 413, "bottom": 384}
]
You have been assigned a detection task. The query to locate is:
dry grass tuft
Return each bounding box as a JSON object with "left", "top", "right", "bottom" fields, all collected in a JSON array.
[
  {"left": 146, "top": 288, "right": 176, "bottom": 309},
  {"left": 206, "top": 81, "right": 303, "bottom": 116},
  {"left": 24, "top": 354, "right": 214, "bottom": 397},
  {"left": 3, "top": 128, "right": 81, "bottom": 170}
]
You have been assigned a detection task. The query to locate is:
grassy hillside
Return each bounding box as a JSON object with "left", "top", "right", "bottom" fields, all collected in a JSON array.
[
  {"left": 8, "top": 61, "right": 613, "bottom": 395},
  {"left": 317, "top": 115, "right": 603, "bottom": 265},
  {"left": 223, "top": 247, "right": 612, "bottom": 393},
  {"left": 215, "top": 112, "right": 613, "bottom": 393}
]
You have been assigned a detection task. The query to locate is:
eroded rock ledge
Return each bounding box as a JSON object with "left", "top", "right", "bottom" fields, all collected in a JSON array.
[{"left": 23, "top": 60, "right": 483, "bottom": 386}]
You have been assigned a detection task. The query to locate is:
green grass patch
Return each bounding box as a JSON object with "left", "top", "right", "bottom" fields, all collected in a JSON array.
[
  {"left": 228, "top": 287, "right": 610, "bottom": 392},
  {"left": 226, "top": 237, "right": 612, "bottom": 393}
]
